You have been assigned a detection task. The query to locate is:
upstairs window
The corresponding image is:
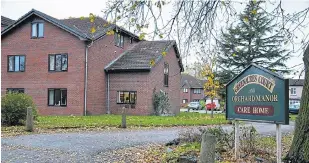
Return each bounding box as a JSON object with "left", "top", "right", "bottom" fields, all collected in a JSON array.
[
  {"left": 290, "top": 87, "right": 296, "bottom": 95},
  {"left": 183, "top": 88, "right": 188, "bottom": 93},
  {"left": 48, "top": 88, "right": 67, "bottom": 106},
  {"left": 49, "top": 54, "right": 68, "bottom": 72},
  {"left": 8, "top": 55, "right": 25, "bottom": 72},
  {"left": 117, "top": 91, "right": 137, "bottom": 104},
  {"left": 7, "top": 88, "right": 24, "bottom": 94},
  {"left": 164, "top": 62, "right": 169, "bottom": 87},
  {"left": 193, "top": 89, "right": 201, "bottom": 94},
  {"left": 31, "top": 22, "right": 44, "bottom": 38},
  {"left": 114, "top": 33, "right": 124, "bottom": 47}
]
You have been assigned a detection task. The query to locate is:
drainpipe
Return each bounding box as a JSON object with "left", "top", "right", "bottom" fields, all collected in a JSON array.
[
  {"left": 107, "top": 73, "right": 110, "bottom": 114},
  {"left": 84, "top": 44, "right": 89, "bottom": 116}
]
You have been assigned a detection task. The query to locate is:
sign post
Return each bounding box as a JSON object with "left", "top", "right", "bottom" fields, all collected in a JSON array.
[
  {"left": 234, "top": 120, "right": 240, "bottom": 159},
  {"left": 276, "top": 124, "right": 282, "bottom": 163},
  {"left": 226, "top": 64, "right": 289, "bottom": 162}
]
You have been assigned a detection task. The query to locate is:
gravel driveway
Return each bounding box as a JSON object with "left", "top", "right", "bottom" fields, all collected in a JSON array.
[{"left": 1, "top": 122, "right": 295, "bottom": 163}]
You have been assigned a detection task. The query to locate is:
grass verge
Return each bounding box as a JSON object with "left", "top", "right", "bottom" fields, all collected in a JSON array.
[
  {"left": 2, "top": 112, "right": 228, "bottom": 137},
  {"left": 36, "top": 112, "right": 227, "bottom": 129}
]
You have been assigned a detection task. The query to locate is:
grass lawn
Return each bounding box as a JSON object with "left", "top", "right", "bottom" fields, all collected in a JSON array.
[
  {"left": 36, "top": 112, "right": 228, "bottom": 129},
  {"left": 1, "top": 113, "right": 228, "bottom": 137}
]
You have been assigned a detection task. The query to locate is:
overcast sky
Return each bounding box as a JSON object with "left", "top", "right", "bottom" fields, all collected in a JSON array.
[{"left": 2, "top": 0, "right": 308, "bottom": 78}]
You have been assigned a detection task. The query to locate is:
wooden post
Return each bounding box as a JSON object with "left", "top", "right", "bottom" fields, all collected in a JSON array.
[
  {"left": 234, "top": 120, "right": 240, "bottom": 160},
  {"left": 121, "top": 107, "right": 126, "bottom": 128},
  {"left": 276, "top": 124, "right": 282, "bottom": 163},
  {"left": 200, "top": 132, "right": 216, "bottom": 163},
  {"left": 25, "top": 107, "right": 33, "bottom": 132}
]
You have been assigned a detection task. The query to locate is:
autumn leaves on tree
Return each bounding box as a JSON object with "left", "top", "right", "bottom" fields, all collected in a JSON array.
[{"left": 201, "top": 61, "right": 221, "bottom": 118}]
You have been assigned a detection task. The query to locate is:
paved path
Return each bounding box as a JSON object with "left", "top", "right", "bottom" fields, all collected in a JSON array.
[{"left": 1, "top": 122, "right": 295, "bottom": 162}]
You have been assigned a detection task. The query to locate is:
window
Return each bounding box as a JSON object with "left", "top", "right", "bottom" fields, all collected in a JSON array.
[
  {"left": 49, "top": 54, "right": 68, "bottom": 71},
  {"left": 114, "top": 33, "right": 124, "bottom": 47},
  {"left": 8, "top": 55, "right": 25, "bottom": 72},
  {"left": 117, "top": 91, "right": 137, "bottom": 104},
  {"left": 290, "top": 87, "right": 296, "bottom": 95},
  {"left": 183, "top": 88, "right": 188, "bottom": 93},
  {"left": 182, "top": 99, "right": 188, "bottom": 104},
  {"left": 48, "top": 89, "right": 67, "bottom": 106},
  {"left": 193, "top": 89, "right": 201, "bottom": 94},
  {"left": 193, "top": 99, "right": 200, "bottom": 102},
  {"left": 7, "top": 88, "right": 24, "bottom": 93},
  {"left": 164, "top": 62, "right": 169, "bottom": 86},
  {"left": 31, "top": 22, "right": 44, "bottom": 38}
]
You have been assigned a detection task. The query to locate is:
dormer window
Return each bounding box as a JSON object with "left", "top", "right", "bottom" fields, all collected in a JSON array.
[
  {"left": 114, "top": 32, "right": 124, "bottom": 47},
  {"left": 31, "top": 22, "right": 44, "bottom": 38}
]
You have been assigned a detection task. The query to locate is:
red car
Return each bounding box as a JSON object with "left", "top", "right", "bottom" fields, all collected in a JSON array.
[{"left": 206, "top": 102, "right": 216, "bottom": 111}]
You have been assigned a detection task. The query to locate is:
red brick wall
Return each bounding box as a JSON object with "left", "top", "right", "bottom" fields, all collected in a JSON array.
[
  {"left": 108, "top": 72, "right": 151, "bottom": 115},
  {"left": 86, "top": 33, "right": 137, "bottom": 115},
  {"left": 108, "top": 45, "right": 181, "bottom": 115},
  {"left": 149, "top": 46, "right": 181, "bottom": 115},
  {"left": 1, "top": 16, "right": 86, "bottom": 115}
]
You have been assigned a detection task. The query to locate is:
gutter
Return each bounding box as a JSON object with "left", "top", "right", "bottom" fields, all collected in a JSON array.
[
  {"left": 107, "top": 73, "right": 110, "bottom": 114},
  {"left": 84, "top": 43, "right": 90, "bottom": 116}
]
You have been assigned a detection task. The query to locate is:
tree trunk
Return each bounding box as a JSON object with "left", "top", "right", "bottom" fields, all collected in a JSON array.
[
  {"left": 285, "top": 44, "right": 309, "bottom": 163},
  {"left": 211, "top": 98, "right": 214, "bottom": 118}
]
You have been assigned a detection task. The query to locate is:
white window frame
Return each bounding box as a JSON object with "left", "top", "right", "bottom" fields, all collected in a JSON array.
[
  {"left": 290, "top": 87, "right": 296, "bottom": 95},
  {"left": 193, "top": 88, "right": 201, "bottom": 94},
  {"left": 183, "top": 88, "right": 188, "bottom": 93},
  {"left": 31, "top": 22, "right": 44, "bottom": 38},
  {"left": 182, "top": 99, "right": 188, "bottom": 103}
]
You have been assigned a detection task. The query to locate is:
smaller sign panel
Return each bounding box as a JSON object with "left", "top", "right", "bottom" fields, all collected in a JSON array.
[{"left": 226, "top": 64, "right": 289, "bottom": 124}]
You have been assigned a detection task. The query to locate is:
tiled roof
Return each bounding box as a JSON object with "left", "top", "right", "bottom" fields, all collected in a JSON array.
[
  {"left": 181, "top": 74, "right": 205, "bottom": 88},
  {"left": 105, "top": 40, "right": 183, "bottom": 72},
  {"left": 2, "top": 9, "right": 139, "bottom": 40},
  {"left": 60, "top": 17, "right": 112, "bottom": 40},
  {"left": 1, "top": 16, "right": 15, "bottom": 26},
  {"left": 289, "top": 79, "right": 304, "bottom": 86},
  {"left": 60, "top": 17, "right": 139, "bottom": 40}
]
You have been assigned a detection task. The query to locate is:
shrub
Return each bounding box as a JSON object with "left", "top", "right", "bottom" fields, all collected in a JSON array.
[
  {"left": 153, "top": 89, "right": 170, "bottom": 115},
  {"left": 199, "top": 100, "right": 205, "bottom": 110},
  {"left": 1, "top": 93, "right": 37, "bottom": 126}
]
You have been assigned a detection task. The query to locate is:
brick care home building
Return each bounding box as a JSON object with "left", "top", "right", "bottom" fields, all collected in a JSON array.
[{"left": 1, "top": 9, "right": 183, "bottom": 115}]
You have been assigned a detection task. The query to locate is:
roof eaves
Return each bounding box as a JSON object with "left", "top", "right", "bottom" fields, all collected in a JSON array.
[
  {"left": 172, "top": 43, "right": 184, "bottom": 72},
  {"left": 104, "top": 51, "right": 128, "bottom": 71},
  {"left": 105, "top": 68, "right": 151, "bottom": 73},
  {"left": 2, "top": 9, "right": 90, "bottom": 41}
]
